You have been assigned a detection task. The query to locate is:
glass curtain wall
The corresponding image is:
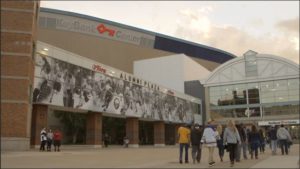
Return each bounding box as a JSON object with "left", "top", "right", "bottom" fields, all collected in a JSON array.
[{"left": 209, "top": 78, "right": 299, "bottom": 119}]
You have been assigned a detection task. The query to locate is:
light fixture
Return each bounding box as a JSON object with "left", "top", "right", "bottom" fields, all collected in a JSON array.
[{"left": 43, "top": 48, "right": 49, "bottom": 51}]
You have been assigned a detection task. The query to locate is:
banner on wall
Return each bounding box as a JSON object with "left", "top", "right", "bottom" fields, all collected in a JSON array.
[
  {"left": 39, "top": 12, "right": 155, "bottom": 48},
  {"left": 258, "top": 120, "right": 299, "bottom": 126},
  {"left": 33, "top": 52, "right": 201, "bottom": 123}
]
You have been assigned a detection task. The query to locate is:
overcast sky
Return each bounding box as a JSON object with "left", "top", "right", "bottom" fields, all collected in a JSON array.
[{"left": 41, "top": 1, "right": 299, "bottom": 64}]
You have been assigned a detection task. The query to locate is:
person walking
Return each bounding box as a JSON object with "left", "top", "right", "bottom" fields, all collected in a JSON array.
[
  {"left": 46, "top": 129, "right": 54, "bottom": 151},
  {"left": 178, "top": 123, "right": 191, "bottom": 164},
  {"left": 223, "top": 119, "right": 241, "bottom": 167},
  {"left": 268, "top": 125, "right": 278, "bottom": 155},
  {"left": 123, "top": 136, "right": 129, "bottom": 148},
  {"left": 190, "top": 123, "right": 203, "bottom": 164},
  {"left": 240, "top": 123, "right": 248, "bottom": 160},
  {"left": 53, "top": 129, "right": 62, "bottom": 152},
  {"left": 235, "top": 124, "right": 242, "bottom": 162},
  {"left": 40, "top": 128, "right": 47, "bottom": 152},
  {"left": 216, "top": 124, "right": 225, "bottom": 162},
  {"left": 246, "top": 128, "right": 252, "bottom": 156},
  {"left": 201, "top": 119, "right": 217, "bottom": 167},
  {"left": 277, "top": 124, "right": 292, "bottom": 155},
  {"left": 258, "top": 128, "right": 266, "bottom": 154},
  {"left": 103, "top": 133, "right": 110, "bottom": 148},
  {"left": 248, "top": 124, "right": 261, "bottom": 159}
]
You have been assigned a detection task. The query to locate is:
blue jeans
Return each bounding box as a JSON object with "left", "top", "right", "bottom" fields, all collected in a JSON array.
[
  {"left": 250, "top": 142, "right": 259, "bottom": 158},
  {"left": 179, "top": 143, "right": 189, "bottom": 162},
  {"left": 241, "top": 142, "right": 248, "bottom": 159},
  {"left": 270, "top": 140, "right": 277, "bottom": 154},
  {"left": 217, "top": 140, "right": 224, "bottom": 158}
]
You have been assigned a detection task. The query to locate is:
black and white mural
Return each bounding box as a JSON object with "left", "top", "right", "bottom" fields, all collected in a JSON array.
[{"left": 33, "top": 53, "right": 200, "bottom": 123}]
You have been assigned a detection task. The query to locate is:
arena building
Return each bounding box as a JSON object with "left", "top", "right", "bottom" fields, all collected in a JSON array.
[{"left": 1, "top": 2, "right": 236, "bottom": 151}]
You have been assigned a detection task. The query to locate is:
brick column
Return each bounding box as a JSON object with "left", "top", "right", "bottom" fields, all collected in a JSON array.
[
  {"left": 86, "top": 112, "right": 102, "bottom": 148},
  {"left": 154, "top": 121, "right": 165, "bottom": 147},
  {"left": 1, "top": 1, "right": 40, "bottom": 151},
  {"left": 30, "top": 104, "right": 48, "bottom": 148},
  {"left": 126, "top": 117, "right": 139, "bottom": 148}
]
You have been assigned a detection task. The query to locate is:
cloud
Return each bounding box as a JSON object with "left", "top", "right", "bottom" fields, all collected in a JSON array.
[
  {"left": 174, "top": 10, "right": 299, "bottom": 64},
  {"left": 276, "top": 17, "right": 299, "bottom": 33},
  {"left": 250, "top": 18, "right": 264, "bottom": 28}
]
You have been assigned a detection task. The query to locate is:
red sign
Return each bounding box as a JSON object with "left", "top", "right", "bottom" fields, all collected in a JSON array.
[
  {"left": 167, "top": 90, "right": 174, "bottom": 95},
  {"left": 97, "top": 24, "right": 116, "bottom": 37},
  {"left": 92, "top": 64, "right": 106, "bottom": 74}
]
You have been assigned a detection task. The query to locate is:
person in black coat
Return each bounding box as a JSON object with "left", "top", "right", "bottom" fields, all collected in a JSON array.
[
  {"left": 216, "top": 124, "right": 225, "bottom": 162},
  {"left": 190, "top": 123, "right": 203, "bottom": 164},
  {"left": 248, "top": 125, "right": 261, "bottom": 159},
  {"left": 268, "top": 125, "right": 278, "bottom": 155}
]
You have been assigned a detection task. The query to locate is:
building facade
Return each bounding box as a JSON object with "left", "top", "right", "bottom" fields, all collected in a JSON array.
[
  {"left": 37, "top": 8, "right": 235, "bottom": 73},
  {"left": 30, "top": 41, "right": 202, "bottom": 148},
  {"left": 204, "top": 51, "right": 299, "bottom": 133}
]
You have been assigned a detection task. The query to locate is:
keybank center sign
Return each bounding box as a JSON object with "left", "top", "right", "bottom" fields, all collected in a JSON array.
[{"left": 39, "top": 12, "right": 155, "bottom": 47}]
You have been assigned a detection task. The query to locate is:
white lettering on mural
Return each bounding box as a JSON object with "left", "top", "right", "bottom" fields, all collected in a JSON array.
[{"left": 56, "top": 19, "right": 97, "bottom": 34}]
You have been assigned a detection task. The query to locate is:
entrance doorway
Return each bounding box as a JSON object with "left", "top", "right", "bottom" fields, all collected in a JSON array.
[
  {"left": 165, "top": 123, "right": 176, "bottom": 145},
  {"left": 50, "top": 110, "right": 86, "bottom": 144},
  {"left": 102, "top": 116, "right": 126, "bottom": 145},
  {"left": 139, "top": 121, "right": 154, "bottom": 145}
]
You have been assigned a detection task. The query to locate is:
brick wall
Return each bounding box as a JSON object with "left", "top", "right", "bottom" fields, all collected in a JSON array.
[
  {"left": 86, "top": 112, "right": 102, "bottom": 145},
  {"left": 154, "top": 121, "right": 165, "bottom": 145},
  {"left": 1, "top": 1, "right": 40, "bottom": 150},
  {"left": 126, "top": 118, "right": 139, "bottom": 145}
]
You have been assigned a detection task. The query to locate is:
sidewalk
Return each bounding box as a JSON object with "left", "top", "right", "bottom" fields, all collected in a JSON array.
[
  {"left": 251, "top": 155, "right": 299, "bottom": 168},
  {"left": 1, "top": 144, "right": 299, "bottom": 168}
]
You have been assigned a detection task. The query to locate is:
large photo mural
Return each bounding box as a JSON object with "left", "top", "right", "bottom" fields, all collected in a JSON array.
[{"left": 33, "top": 53, "right": 200, "bottom": 123}]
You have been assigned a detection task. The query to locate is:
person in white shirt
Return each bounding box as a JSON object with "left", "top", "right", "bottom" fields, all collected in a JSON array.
[
  {"left": 47, "top": 129, "right": 54, "bottom": 151},
  {"left": 201, "top": 119, "right": 217, "bottom": 167},
  {"left": 39, "top": 128, "right": 47, "bottom": 151}
]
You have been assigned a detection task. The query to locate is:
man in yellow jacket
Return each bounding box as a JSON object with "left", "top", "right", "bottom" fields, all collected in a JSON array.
[{"left": 178, "top": 123, "right": 191, "bottom": 164}]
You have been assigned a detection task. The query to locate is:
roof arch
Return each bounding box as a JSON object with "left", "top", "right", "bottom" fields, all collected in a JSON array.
[{"left": 204, "top": 51, "right": 299, "bottom": 86}]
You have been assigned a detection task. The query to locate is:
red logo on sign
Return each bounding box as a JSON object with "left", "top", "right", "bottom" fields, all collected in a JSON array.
[
  {"left": 97, "top": 24, "right": 115, "bottom": 37},
  {"left": 92, "top": 64, "right": 106, "bottom": 74}
]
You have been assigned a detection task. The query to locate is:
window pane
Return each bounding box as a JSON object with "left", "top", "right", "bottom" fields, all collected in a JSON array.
[
  {"left": 288, "top": 79, "right": 299, "bottom": 90},
  {"left": 263, "top": 104, "right": 299, "bottom": 116},
  {"left": 232, "top": 84, "right": 247, "bottom": 105}
]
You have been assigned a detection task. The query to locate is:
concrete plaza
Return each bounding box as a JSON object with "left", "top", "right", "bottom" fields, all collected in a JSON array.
[{"left": 1, "top": 144, "right": 299, "bottom": 168}]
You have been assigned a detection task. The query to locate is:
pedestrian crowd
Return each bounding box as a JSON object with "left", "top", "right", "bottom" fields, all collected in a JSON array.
[
  {"left": 177, "top": 119, "right": 293, "bottom": 167},
  {"left": 40, "top": 128, "right": 62, "bottom": 152}
]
